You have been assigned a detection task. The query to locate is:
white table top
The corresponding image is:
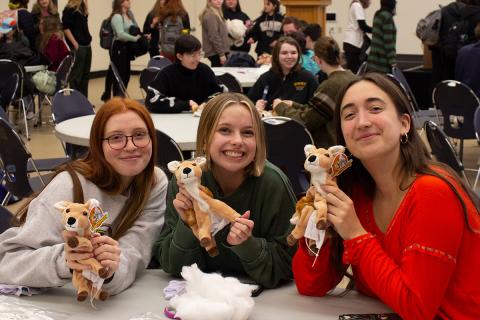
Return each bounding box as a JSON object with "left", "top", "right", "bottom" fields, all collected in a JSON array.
[
  {"left": 212, "top": 66, "right": 269, "bottom": 87},
  {"left": 0, "top": 270, "right": 391, "bottom": 320},
  {"left": 55, "top": 113, "right": 199, "bottom": 151},
  {"left": 24, "top": 65, "right": 48, "bottom": 73}
]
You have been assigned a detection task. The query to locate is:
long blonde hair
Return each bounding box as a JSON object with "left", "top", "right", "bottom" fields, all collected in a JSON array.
[
  {"left": 199, "top": 0, "right": 224, "bottom": 22},
  {"left": 66, "top": 0, "right": 88, "bottom": 15}
]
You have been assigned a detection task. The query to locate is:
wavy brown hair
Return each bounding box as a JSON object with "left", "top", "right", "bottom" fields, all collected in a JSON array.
[
  {"left": 156, "top": 0, "right": 187, "bottom": 24},
  {"left": 38, "top": 16, "right": 63, "bottom": 54},
  {"left": 16, "top": 98, "right": 158, "bottom": 240},
  {"left": 329, "top": 73, "right": 480, "bottom": 288},
  {"left": 31, "top": 0, "right": 58, "bottom": 15}
]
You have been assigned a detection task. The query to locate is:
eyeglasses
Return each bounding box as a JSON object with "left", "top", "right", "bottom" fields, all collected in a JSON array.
[{"left": 102, "top": 132, "right": 151, "bottom": 150}]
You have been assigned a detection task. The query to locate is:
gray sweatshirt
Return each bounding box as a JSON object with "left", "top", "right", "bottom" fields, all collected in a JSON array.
[{"left": 0, "top": 167, "right": 167, "bottom": 295}]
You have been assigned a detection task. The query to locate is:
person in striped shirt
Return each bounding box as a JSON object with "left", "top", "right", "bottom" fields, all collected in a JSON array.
[{"left": 367, "top": 0, "right": 396, "bottom": 73}]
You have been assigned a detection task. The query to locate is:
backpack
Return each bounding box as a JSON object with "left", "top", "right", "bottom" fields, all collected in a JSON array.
[
  {"left": 416, "top": 8, "right": 442, "bottom": 46},
  {"left": 99, "top": 18, "right": 113, "bottom": 50},
  {"left": 442, "top": 18, "right": 471, "bottom": 58},
  {"left": 159, "top": 16, "right": 186, "bottom": 55}
]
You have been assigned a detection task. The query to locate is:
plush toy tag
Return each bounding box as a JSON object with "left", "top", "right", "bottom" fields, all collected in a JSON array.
[
  {"left": 304, "top": 211, "right": 326, "bottom": 250},
  {"left": 89, "top": 206, "right": 109, "bottom": 233},
  {"left": 331, "top": 153, "right": 353, "bottom": 177}
]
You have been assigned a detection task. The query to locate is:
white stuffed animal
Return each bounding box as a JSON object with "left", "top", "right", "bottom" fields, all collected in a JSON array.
[{"left": 226, "top": 19, "right": 247, "bottom": 47}]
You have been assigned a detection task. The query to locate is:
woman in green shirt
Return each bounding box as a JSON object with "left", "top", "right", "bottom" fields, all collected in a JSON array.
[{"left": 154, "top": 92, "right": 296, "bottom": 289}]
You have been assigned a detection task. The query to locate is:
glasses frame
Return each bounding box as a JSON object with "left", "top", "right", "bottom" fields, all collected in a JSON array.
[{"left": 102, "top": 133, "right": 151, "bottom": 150}]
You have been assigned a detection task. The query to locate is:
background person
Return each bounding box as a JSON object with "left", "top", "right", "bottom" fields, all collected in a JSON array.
[
  {"left": 146, "top": 34, "right": 222, "bottom": 113},
  {"left": 248, "top": 36, "right": 318, "bottom": 111},
  {"left": 343, "top": 0, "right": 372, "bottom": 73},
  {"left": 62, "top": 0, "right": 91, "bottom": 97},
  {"left": 200, "top": 0, "right": 230, "bottom": 67},
  {"left": 273, "top": 37, "right": 357, "bottom": 148}
]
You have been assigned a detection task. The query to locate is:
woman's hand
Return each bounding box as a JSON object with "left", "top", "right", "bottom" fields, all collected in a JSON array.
[
  {"left": 247, "top": 37, "right": 254, "bottom": 44},
  {"left": 255, "top": 99, "right": 266, "bottom": 111},
  {"left": 63, "top": 230, "right": 94, "bottom": 271},
  {"left": 173, "top": 184, "right": 194, "bottom": 217},
  {"left": 322, "top": 185, "right": 367, "bottom": 240},
  {"left": 91, "top": 233, "right": 121, "bottom": 278},
  {"left": 227, "top": 211, "right": 254, "bottom": 246},
  {"left": 220, "top": 55, "right": 227, "bottom": 65}
]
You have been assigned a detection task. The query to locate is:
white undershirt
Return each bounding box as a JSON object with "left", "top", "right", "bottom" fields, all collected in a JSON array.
[{"left": 344, "top": 1, "right": 366, "bottom": 48}]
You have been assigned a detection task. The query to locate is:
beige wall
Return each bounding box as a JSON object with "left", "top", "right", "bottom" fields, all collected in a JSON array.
[{"left": 0, "top": 0, "right": 453, "bottom": 72}]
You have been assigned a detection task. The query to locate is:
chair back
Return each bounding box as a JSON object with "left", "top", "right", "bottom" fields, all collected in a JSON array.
[
  {"left": 155, "top": 129, "right": 184, "bottom": 178},
  {"left": 262, "top": 116, "right": 314, "bottom": 196},
  {"left": 0, "top": 60, "right": 24, "bottom": 98},
  {"left": 475, "top": 106, "right": 480, "bottom": 142},
  {"left": 147, "top": 55, "right": 172, "bottom": 69},
  {"left": 356, "top": 61, "right": 368, "bottom": 75},
  {"left": 51, "top": 89, "right": 95, "bottom": 124},
  {"left": 139, "top": 67, "right": 161, "bottom": 95},
  {"left": 55, "top": 54, "right": 75, "bottom": 92},
  {"left": 0, "top": 205, "right": 13, "bottom": 234},
  {"left": 110, "top": 61, "right": 130, "bottom": 98},
  {"left": 391, "top": 66, "right": 420, "bottom": 112},
  {"left": 0, "top": 74, "right": 19, "bottom": 110},
  {"left": 0, "top": 118, "right": 35, "bottom": 201},
  {"left": 216, "top": 73, "right": 242, "bottom": 93},
  {"left": 432, "top": 80, "right": 479, "bottom": 140},
  {"left": 424, "top": 121, "right": 464, "bottom": 174}
]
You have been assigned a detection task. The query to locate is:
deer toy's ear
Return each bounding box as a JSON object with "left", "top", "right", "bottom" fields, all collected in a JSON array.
[
  {"left": 328, "top": 145, "right": 346, "bottom": 156},
  {"left": 167, "top": 161, "right": 181, "bottom": 173},
  {"left": 54, "top": 201, "right": 71, "bottom": 212},
  {"left": 304, "top": 144, "right": 316, "bottom": 156},
  {"left": 195, "top": 156, "right": 207, "bottom": 168}
]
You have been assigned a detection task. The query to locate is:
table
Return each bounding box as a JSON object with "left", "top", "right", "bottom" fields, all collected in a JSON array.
[
  {"left": 24, "top": 65, "right": 48, "bottom": 73},
  {"left": 55, "top": 113, "right": 199, "bottom": 151},
  {"left": 212, "top": 66, "right": 269, "bottom": 87},
  {"left": 0, "top": 270, "right": 391, "bottom": 320}
]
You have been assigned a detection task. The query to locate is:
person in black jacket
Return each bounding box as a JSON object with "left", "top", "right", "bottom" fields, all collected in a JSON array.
[
  {"left": 222, "top": 0, "right": 252, "bottom": 53},
  {"left": 146, "top": 35, "right": 222, "bottom": 113},
  {"left": 247, "top": 0, "right": 283, "bottom": 57},
  {"left": 248, "top": 36, "right": 318, "bottom": 111},
  {"left": 62, "top": 0, "right": 91, "bottom": 97},
  {"left": 143, "top": 0, "right": 163, "bottom": 58},
  {"left": 8, "top": 0, "right": 36, "bottom": 49}
]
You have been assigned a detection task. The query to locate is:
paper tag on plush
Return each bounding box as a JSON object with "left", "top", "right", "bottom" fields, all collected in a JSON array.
[
  {"left": 304, "top": 211, "right": 326, "bottom": 250},
  {"left": 331, "top": 153, "right": 352, "bottom": 177},
  {"left": 83, "top": 270, "right": 105, "bottom": 306},
  {"left": 89, "top": 206, "right": 109, "bottom": 233},
  {"left": 209, "top": 214, "right": 229, "bottom": 236}
]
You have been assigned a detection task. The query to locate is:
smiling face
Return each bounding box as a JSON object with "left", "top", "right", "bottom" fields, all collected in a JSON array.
[
  {"left": 278, "top": 42, "right": 299, "bottom": 74},
  {"left": 340, "top": 81, "right": 410, "bottom": 163},
  {"left": 208, "top": 103, "right": 256, "bottom": 178},
  {"left": 176, "top": 50, "right": 202, "bottom": 70},
  {"left": 102, "top": 111, "right": 152, "bottom": 186}
]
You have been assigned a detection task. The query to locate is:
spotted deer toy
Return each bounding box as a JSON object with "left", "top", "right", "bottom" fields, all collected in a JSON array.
[
  {"left": 168, "top": 157, "right": 241, "bottom": 256},
  {"left": 55, "top": 199, "right": 109, "bottom": 302},
  {"left": 287, "top": 145, "right": 352, "bottom": 248}
]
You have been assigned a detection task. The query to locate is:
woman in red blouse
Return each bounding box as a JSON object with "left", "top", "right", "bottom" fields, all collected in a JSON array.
[{"left": 292, "top": 73, "right": 480, "bottom": 319}]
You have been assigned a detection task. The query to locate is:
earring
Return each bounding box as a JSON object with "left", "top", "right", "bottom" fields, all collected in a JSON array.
[{"left": 400, "top": 133, "right": 408, "bottom": 144}]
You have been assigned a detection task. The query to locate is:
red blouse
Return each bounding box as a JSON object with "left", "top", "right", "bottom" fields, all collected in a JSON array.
[{"left": 292, "top": 173, "right": 480, "bottom": 320}]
